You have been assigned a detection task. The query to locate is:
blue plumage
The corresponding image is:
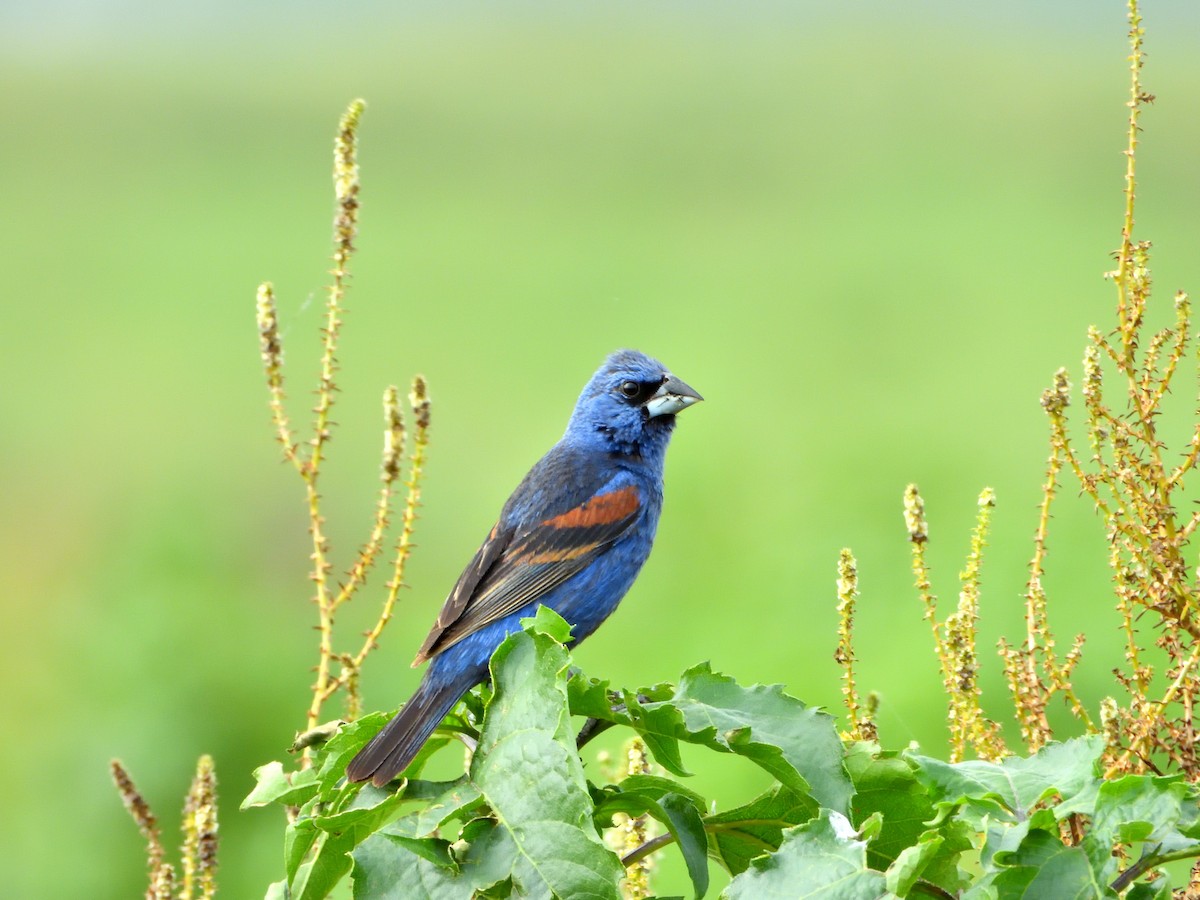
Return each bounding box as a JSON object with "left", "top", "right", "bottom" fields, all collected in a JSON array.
[{"left": 346, "top": 349, "right": 702, "bottom": 786}]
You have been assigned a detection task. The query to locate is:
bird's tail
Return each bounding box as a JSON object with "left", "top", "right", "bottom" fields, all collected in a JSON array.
[{"left": 345, "top": 672, "right": 468, "bottom": 787}]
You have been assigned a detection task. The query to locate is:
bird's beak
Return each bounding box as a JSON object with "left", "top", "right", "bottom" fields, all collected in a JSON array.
[{"left": 644, "top": 374, "right": 703, "bottom": 418}]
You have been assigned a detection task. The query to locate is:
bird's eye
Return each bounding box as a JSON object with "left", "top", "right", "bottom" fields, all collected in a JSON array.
[{"left": 619, "top": 381, "right": 641, "bottom": 399}]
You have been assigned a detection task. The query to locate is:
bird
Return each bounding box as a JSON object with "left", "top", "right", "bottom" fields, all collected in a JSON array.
[{"left": 346, "top": 349, "right": 702, "bottom": 787}]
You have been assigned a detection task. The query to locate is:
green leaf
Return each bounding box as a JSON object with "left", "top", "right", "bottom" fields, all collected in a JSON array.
[
  {"left": 1125, "top": 874, "right": 1172, "bottom": 900},
  {"left": 285, "top": 817, "right": 319, "bottom": 883},
  {"left": 990, "top": 827, "right": 1112, "bottom": 899},
  {"left": 591, "top": 774, "right": 707, "bottom": 827},
  {"left": 981, "top": 807, "right": 1057, "bottom": 873},
  {"left": 350, "top": 620, "right": 623, "bottom": 900},
  {"left": 314, "top": 714, "right": 390, "bottom": 791},
  {"left": 660, "top": 792, "right": 711, "bottom": 899},
  {"left": 459, "top": 819, "right": 518, "bottom": 895},
  {"left": 721, "top": 810, "right": 886, "bottom": 899},
  {"left": 704, "top": 783, "right": 819, "bottom": 877},
  {"left": 386, "top": 780, "right": 484, "bottom": 839},
  {"left": 1078, "top": 774, "right": 1200, "bottom": 886},
  {"left": 919, "top": 819, "right": 974, "bottom": 893},
  {"left": 280, "top": 780, "right": 409, "bottom": 896},
  {"left": 1178, "top": 787, "right": 1200, "bottom": 838},
  {"left": 570, "top": 666, "right": 850, "bottom": 812},
  {"left": 242, "top": 760, "right": 320, "bottom": 809},
  {"left": 844, "top": 743, "right": 972, "bottom": 893},
  {"left": 845, "top": 744, "right": 931, "bottom": 868},
  {"left": 618, "top": 774, "right": 709, "bottom": 810},
  {"left": 909, "top": 736, "right": 1105, "bottom": 823},
  {"left": 623, "top": 687, "right": 693, "bottom": 778},
  {"left": 469, "top": 622, "right": 624, "bottom": 899},
  {"left": 567, "top": 671, "right": 623, "bottom": 720},
  {"left": 885, "top": 831, "right": 942, "bottom": 897},
  {"left": 1092, "top": 774, "right": 1198, "bottom": 853},
  {"left": 635, "top": 663, "right": 852, "bottom": 814},
  {"left": 519, "top": 603, "right": 574, "bottom": 643},
  {"left": 351, "top": 832, "right": 474, "bottom": 900},
  {"left": 312, "top": 786, "right": 406, "bottom": 834},
  {"left": 377, "top": 833, "right": 457, "bottom": 869},
  {"left": 291, "top": 827, "right": 356, "bottom": 900},
  {"left": 592, "top": 780, "right": 712, "bottom": 897}
]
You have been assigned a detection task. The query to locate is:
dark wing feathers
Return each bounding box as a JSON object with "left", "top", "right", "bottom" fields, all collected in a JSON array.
[
  {"left": 412, "top": 521, "right": 510, "bottom": 665},
  {"left": 413, "top": 483, "right": 642, "bottom": 663}
]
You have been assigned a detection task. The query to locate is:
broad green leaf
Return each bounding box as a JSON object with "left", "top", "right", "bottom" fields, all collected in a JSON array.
[
  {"left": 845, "top": 744, "right": 933, "bottom": 870},
  {"left": 520, "top": 602, "right": 575, "bottom": 643},
  {"left": 1078, "top": 774, "right": 1200, "bottom": 886},
  {"left": 567, "top": 671, "right": 623, "bottom": 720},
  {"left": 618, "top": 774, "right": 709, "bottom": 810},
  {"left": 909, "top": 736, "right": 1105, "bottom": 823},
  {"left": 242, "top": 760, "right": 320, "bottom": 809},
  {"left": 291, "top": 828, "right": 356, "bottom": 900},
  {"left": 351, "top": 618, "right": 622, "bottom": 899},
  {"left": 660, "top": 792, "right": 710, "bottom": 899},
  {"left": 351, "top": 832, "right": 474, "bottom": 900},
  {"left": 591, "top": 781, "right": 711, "bottom": 895},
  {"left": 885, "top": 831, "right": 942, "bottom": 897},
  {"left": 1091, "top": 774, "right": 1198, "bottom": 853},
  {"left": 990, "top": 828, "right": 1112, "bottom": 899},
  {"left": 386, "top": 781, "right": 484, "bottom": 839},
  {"left": 916, "top": 819, "right": 974, "bottom": 894},
  {"left": 352, "top": 818, "right": 511, "bottom": 899},
  {"left": 378, "top": 834, "right": 456, "bottom": 868},
  {"left": 282, "top": 781, "right": 410, "bottom": 898},
  {"left": 285, "top": 818, "right": 319, "bottom": 883},
  {"left": 981, "top": 807, "right": 1057, "bottom": 873},
  {"left": 312, "top": 784, "right": 407, "bottom": 833},
  {"left": 314, "top": 714, "right": 390, "bottom": 792},
  {"left": 1178, "top": 786, "right": 1200, "bottom": 838},
  {"left": 570, "top": 664, "right": 850, "bottom": 812},
  {"left": 591, "top": 789, "right": 660, "bottom": 823},
  {"left": 590, "top": 776, "right": 688, "bottom": 825},
  {"left": 635, "top": 663, "right": 851, "bottom": 813},
  {"left": 1125, "top": 875, "right": 1172, "bottom": 900},
  {"left": 704, "top": 784, "right": 819, "bottom": 876},
  {"left": 623, "top": 688, "right": 692, "bottom": 777},
  {"left": 844, "top": 743, "right": 972, "bottom": 893},
  {"left": 722, "top": 810, "right": 886, "bottom": 899},
  {"left": 459, "top": 819, "right": 518, "bottom": 895},
  {"left": 469, "top": 620, "right": 624, "bottom": 899}
]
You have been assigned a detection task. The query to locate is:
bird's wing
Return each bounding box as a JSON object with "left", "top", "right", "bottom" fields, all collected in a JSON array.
[{"left": 412, "top": 482, "right": 643, "bottom": 664}]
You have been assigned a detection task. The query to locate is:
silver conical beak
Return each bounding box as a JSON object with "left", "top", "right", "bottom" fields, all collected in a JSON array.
[{"left": 644, "top": 374, "right": 703, "bottom": 418}]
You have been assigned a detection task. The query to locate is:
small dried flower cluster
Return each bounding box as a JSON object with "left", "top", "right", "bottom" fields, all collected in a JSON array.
[
  {"left": 907, "top": 486, "right": 1006, "bottom": 762},
  {"left": 837, "top": 2, "right": 1199, "bottom": 791},
  {"left": 254, "top": 100, "right": 432, "bottom": 738},
  {"left": 1027, "top": 2, "right": 1200, "bottom": 782},
  {"left": 111, "top": 757, "right": 218, "bottom": 900},
  {"left": 835, "top": 549, "right": 877, "bottom": 742}
]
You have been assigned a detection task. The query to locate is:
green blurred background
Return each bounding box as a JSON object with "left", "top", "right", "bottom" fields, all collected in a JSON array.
[{"left": 4, "top": 1, "right": 1200, "bottom": 895}]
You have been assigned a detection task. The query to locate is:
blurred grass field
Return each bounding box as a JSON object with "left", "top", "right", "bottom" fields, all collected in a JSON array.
[{"left": 3, "top": 2, "right": 1200, "bottom": 895}]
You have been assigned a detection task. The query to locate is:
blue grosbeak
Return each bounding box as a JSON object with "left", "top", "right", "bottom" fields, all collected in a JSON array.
[{"left": 346, "top": 349, "right": 702, "bottom": 786}]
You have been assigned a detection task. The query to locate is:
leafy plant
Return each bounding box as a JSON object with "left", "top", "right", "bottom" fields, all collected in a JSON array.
[
  {"left": 114, "top": 1, "right": 1200, "bottom": 896},
  {"left": 246, "top": 609, "right": 1200, "bottom": 898}
]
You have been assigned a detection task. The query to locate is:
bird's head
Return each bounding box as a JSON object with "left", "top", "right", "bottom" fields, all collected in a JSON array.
[{"left": 565, "top": 349, "right": 703, "bottom": 460}]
